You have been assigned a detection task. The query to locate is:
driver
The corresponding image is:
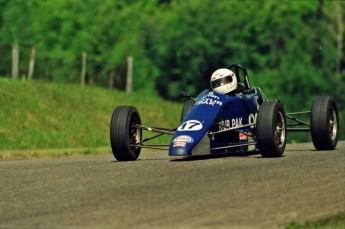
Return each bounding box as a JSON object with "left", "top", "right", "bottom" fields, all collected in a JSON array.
[{"left": 210, "top": 68, "right": 237, "bottom": 94}]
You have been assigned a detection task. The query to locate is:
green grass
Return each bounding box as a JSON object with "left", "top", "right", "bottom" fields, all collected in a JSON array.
[
  {"left": 285, "top": 211, "right": 345, "bottom": 229},
  {"left": 0, "top": 78, "right": 182, "bottom": 157}
]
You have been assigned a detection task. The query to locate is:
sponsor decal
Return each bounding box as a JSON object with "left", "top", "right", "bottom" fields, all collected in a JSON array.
[
  {"left": 239, "top": 132, "right": 247, "bottom": 140},
  {"left": 177, "top": 120, "right": 203, "bottom": 131},
  {"left": 173, "top": 142, "right": 186, "bottom": 147},
  {"left": 195, "top": 98, "right": 222, "bottom": 106},
  {"left": 248, "top": 113, "right": 257, "bottom": 128},
  {"left": 207, "top": 91, "right": 220, "bottom": 99},
  {"left": 218, "top": 113, "right": 258, "bottom": 131},
  {"left": 173, "top": 135, "right": 194, "bottom": 143},
  {"left": 218, "top": 118, "right": 243, "bottom": 130},
  {"left": 195, "top": 92, "right": 222, "bottom": 106}
]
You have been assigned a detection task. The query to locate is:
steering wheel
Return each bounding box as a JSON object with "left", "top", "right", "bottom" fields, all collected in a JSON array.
[{"left": 227, "top": 64, "right": 251, "bottom": 89}]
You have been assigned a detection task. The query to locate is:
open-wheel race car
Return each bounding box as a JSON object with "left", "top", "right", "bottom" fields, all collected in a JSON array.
[{"left": 110, "top": 64, "right": 339, "bottom": 161}]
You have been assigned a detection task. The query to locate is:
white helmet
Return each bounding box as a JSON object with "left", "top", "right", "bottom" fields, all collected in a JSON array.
[{"left": 210, "top": 68, "right": 237, "bottom": 94}]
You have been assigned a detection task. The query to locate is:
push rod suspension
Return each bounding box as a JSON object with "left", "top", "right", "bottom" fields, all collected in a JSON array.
[
  {"left": 131, "top": 144, "right": 169, "bottom": 150},
  {"left": 134, "top": 124, "right": 176, "bottom": 135},
  {"left": 285, "top": 115, "right": 310, "bottom": 126},
  {"left": 133, "top": 125, "right": 175, "bottom": 145},
  {"left": 212, "top": 123, "right": 256, "bottom": 135},
  {"left": 286, "top": 111, "right": 310, "bottom": 115}
]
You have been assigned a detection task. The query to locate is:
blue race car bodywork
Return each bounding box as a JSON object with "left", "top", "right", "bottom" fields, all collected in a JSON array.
[{"left": 169, "top": 89, "right": 261, "bottom": 156}]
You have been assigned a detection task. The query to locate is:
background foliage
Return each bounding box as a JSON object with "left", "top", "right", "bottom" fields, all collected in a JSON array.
[{"left": 0, "top": 0, "right": 344, "bottom": 142}]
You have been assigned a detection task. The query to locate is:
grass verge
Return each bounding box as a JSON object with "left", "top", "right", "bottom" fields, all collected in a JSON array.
[
  {"left": 0, "top": 78, "right": 182, "bottom": 157},
  {"left": 285, "top": 211, "right": 345, "bottom": 229},
  {"left": 0, "top": 147, "right": 111, "bottom": 159}
]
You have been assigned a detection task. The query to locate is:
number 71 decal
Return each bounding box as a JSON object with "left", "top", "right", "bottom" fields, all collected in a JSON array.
[{"left": 177, "top": 120, "right": 203, "bottom": 131}]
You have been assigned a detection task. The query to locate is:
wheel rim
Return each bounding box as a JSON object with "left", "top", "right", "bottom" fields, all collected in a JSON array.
[
  {"left": 329, "top": 106, "right": 337, "bottom": 140},
  {"left": 129, "top": 114, "right": 141, "bottom": 152},
  {"left": 275, "top": 111, "right": 286, "bottom": 148}
]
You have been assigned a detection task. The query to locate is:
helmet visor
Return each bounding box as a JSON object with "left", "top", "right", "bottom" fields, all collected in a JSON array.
[{"left": 211, "top": 76, "right": 233, "bottom": 89}]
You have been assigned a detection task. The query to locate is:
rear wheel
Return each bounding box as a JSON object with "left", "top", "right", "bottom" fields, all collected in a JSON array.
[
  {"left": 311, "top": 96, "right": 339, "bottom": 150},
  {"left": 256, "top": 100, "right": 286, "bottom": 157},
  {"left": 110, "top": 106, "right": 142, "bottom": 161}
]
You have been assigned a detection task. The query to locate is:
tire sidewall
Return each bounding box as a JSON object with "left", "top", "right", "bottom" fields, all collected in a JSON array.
[
  {"left": 256, "top": 100, "right": 286, "bottom": 157},
  {"left": 110, "top": 106, "right": 142, "bottom": 161},
  {"left": 311, "top": 96, "right": 339, "bottom": 150}
]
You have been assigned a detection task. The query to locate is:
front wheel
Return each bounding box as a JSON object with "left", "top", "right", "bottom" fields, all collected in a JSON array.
[
  {"left": 311, "top": 96, "right": 339, "bottom": 150},
  {"left": 110, "top": 106, "right": 142, "bottom": 161},
  {"left": 256, "top": 100, "right": 287, "bottom": 157}
]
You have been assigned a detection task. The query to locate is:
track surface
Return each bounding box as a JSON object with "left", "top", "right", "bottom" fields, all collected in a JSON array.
[{"left": 1, "top": 142, "right": 344, "bottom": 228}]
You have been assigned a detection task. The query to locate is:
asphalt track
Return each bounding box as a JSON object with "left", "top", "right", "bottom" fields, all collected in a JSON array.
[{"left": 1, "top": 142, "right": 344, "bottom": 228}]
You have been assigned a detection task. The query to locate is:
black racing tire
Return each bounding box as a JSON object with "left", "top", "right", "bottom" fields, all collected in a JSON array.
[
  {"left": 310, "top": 96, "right": 339, "bottom": 150},
  {"left": 110, "top": 106, "right": 142, "bottom": 161},
  {"left": 256, "top": 100, "right": 287, "bottom": 157},
  {"left": 181, "top": 99, "right": 195, "bottom": 122}
]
